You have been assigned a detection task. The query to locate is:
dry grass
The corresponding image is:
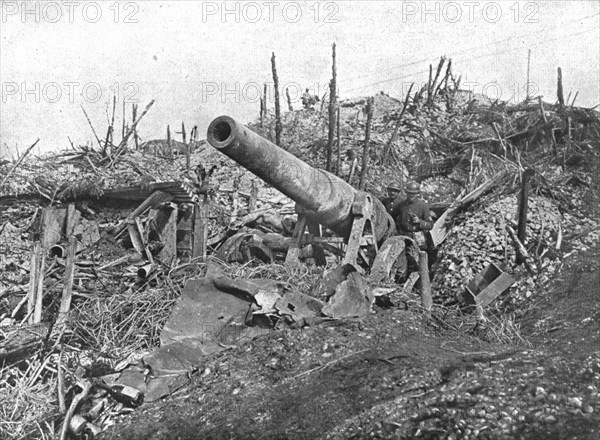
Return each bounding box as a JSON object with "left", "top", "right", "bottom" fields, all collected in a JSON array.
[{"left": 0, "top": 356, "right": 58, "bottom": 440}]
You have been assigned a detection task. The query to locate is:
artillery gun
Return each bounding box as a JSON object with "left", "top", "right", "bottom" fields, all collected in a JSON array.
[{"left": 207, "top": 116, "right": 413, "bottom": 277}]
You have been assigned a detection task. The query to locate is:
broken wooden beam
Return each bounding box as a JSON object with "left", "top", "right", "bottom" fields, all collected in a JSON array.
[
  {"left": 431, "top": 171, "right": 507, "bottom": 247},
  {"left": 115, "top": 190, "right": 173, "bottom": 238},
  {"left": 506, "top": 225, "right": 536, "bottom": 275}
]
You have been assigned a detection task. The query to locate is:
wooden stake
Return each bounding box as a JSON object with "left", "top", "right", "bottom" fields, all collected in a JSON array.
[
  {"left": 27, "top": 242, "right": 41, "bottom": 324},
  {"left": 56, "top": 237, "right": 77, "bottom": 329},
  {"left": 516, "top": 168, "right": 534, "bottom": 264},
  {"left": 33, "top": 248, "right": 45, "bottom": 324},
  {"left": 326, "top": 42, "right": 337, "bottom": 171},
  {"left": 359, "top": 97, "right": 374, "bottom": 190},
  {"left": 271, "top": 53, "right": 282, "bottom": 146},
  {"left": 419, "top": 251, "right": 432, "bottom": 316}
]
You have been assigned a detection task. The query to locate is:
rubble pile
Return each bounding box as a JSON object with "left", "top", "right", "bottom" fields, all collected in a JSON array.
[
  {"left": 432, "top": 180, "right": 599, "bottom": 309},
  {"left": 1, "top": 58, "right": 599, "bottom": 439}
]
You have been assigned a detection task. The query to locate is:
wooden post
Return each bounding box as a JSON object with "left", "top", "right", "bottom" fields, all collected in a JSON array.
[
  {"left": 192, "top": 201, "right": 208, "bottom": 261},
  {"left": 516, "top": 168, "right": 534, "bottom": 264},
  {"left": 27, "top": 241, "right": 41, "bottom": 324},
  {"left": 285, "top": 87, "right": 293, "bottom": 111},
  {"left": 56, "top": 237, "right": 77, "bottom": 328},
  {"left": 359, "top": 97, "right": 374, "bottom": 190},
  {"left": 326, "top": 42, "right": 337, "bottom": 172},
  {"left": 419, "top": 251, "right": 432, "bottom": 316},
  {"left": 271, "top": 53, "right": 282, "bottom": 146},
  {"left": 557, "top": 67, "right": 565, "bottom": 106}
]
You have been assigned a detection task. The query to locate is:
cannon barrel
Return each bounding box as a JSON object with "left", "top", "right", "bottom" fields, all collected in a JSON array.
[{"left": 207, "top": 116, "right": 395, "bottom": 242}]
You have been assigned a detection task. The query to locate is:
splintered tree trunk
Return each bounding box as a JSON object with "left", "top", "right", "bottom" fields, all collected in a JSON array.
[
  {"left": 336, "top": 106, "right": 341, "bottom": 176},
  {"left": 383, "top": 83, "right": 413, "bottom": 163},
  {"left": 271, "top": 53, "right": 282, "bottom": 146},
  {"left": 167, "top": 125, "right": 172, "bottom": 158},
  {"left": 132, "top": 104, "right": 139, "bottom": 151},
  {"left": 358, "top": 97, "right": 374, "bottom": 190},
  {"left": 326, "top": 42, "right": 337, "bottom": 172},
  {"left": 557, "top": 67, "right": 565, "bottom": 106}
]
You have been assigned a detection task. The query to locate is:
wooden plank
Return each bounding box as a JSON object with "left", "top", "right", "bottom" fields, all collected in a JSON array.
[
  {"left": 154, "top": 204, "right": 178, "bottom": 264},
  {"left": 65, "top": 204, "right": 80, "bottom": 237}
]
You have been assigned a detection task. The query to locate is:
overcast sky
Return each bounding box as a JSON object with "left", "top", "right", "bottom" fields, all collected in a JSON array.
[{"left": 1, "top": 0, "right": 599, "bottom": 156}]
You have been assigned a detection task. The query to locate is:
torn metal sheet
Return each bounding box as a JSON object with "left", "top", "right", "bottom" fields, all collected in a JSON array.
[
  {"left": 322, "top": 272, "right": 374, "bottom": 319},
  {"left": 313, "top": 263, "right": 356, "bottom": 298},
  {"left": 274, "top": 291, "right": 324, "bottom": 321},
  {"left": 465, "top": 263, "right": 515, "bottom": 309},
  {"left": 116, "top": 277, "right": 278, "bottom": 402}
]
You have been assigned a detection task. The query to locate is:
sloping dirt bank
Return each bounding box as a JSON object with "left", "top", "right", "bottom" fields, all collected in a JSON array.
[{"left": 103, "top": 242, "right": 599, "bottom": 440}]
